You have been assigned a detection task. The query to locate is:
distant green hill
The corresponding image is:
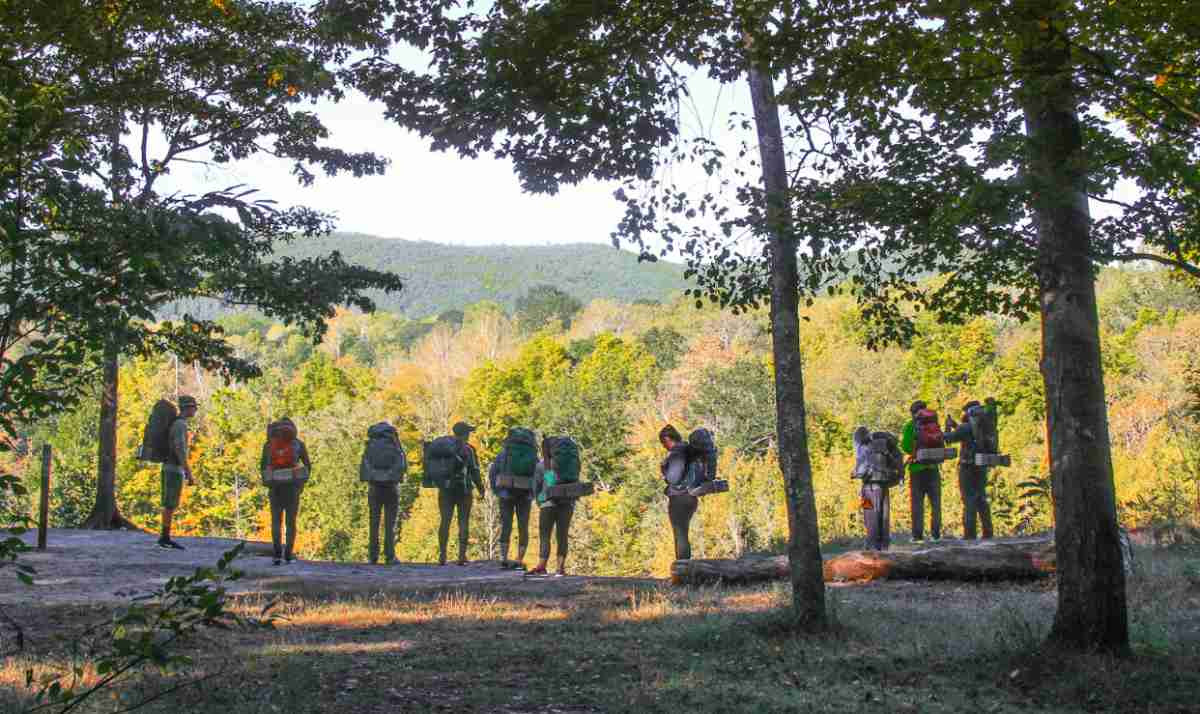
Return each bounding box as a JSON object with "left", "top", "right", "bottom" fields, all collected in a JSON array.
[
  {"left": 280, "top": 233, "right": 685, "bottom": 317},
  {"left": 167, "top": 233, "right": 687, "bottom": 321}
]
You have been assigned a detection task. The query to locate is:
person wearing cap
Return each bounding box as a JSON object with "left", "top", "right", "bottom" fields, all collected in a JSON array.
[
  {"left": 944, "top": 400, "right": 994, "bottom": 540},
  {"left": 437, "top": 421, "right": 485, "bottom": 566},
  {"left": 159, "top": 395, "right": 198, "bottom": 550},
  {"left": 899, "top": 400, "right": 942, "bottom": 542}
]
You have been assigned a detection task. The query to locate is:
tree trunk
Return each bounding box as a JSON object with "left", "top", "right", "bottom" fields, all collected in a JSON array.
[
  {"left": 671, "top": 538, "right": 1058, "bottom": 586},
  {"left": 746, "top": 61, "right": 826, "bottom": 627},
  {"left": 81, "top": 344, "right": 139, "bottom": 530},
  {"left": 1020, "top": 8, "right": 1129, "bottom": 654}
]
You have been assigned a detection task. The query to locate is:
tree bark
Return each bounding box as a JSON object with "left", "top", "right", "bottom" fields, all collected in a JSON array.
[
  {"left": 1020, "top": 7, "right": 1129, "bottom": 654},
  {"left": 671, "top": 538, "right": 1058, "bottom": 586},
  {"left": 746, "top": 60, "right": 826, "bottom": 627},
  {"left": 81, "top": 344, "right": 139, "bottom": 530}
]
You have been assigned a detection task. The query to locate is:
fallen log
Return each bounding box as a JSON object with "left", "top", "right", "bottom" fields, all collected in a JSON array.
[{"left": 670, "top": 538, "right": 1057, "bottom": 586}]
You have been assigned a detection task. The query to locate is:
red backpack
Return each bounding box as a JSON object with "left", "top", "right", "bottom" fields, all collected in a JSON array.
[
  {"left": 915, "top": 409, "right": 944, "bottom": 450},
  {"left": 268, "top": 420, "right": 298, "bottom": 469}
]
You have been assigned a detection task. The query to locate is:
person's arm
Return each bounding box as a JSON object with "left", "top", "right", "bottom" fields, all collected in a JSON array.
[
  {"left": 467, "top": 446, "right": 484, "bottom": 494},
  {"left": 488, "top": 449, "right": 504, "bottom": 491},
  {"left": 942, "top": 423, "right": 971, "bottom": 445},
  {"left": 663, "top": 450, "right": 686, "bottom": 485},
  {"left": 173, "top": 420, "right": 192, "bottom": 481},
  {"left": 297, "top": 439, "right": 313, "bottom": 470},
  {"left": 899, "top": 421, "right": 916, "bottom": 456}
]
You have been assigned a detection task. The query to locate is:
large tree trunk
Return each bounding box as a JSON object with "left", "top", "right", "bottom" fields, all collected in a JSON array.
[
  {"left": 81, "top": 344, "right": 139, "bottom": 530},
  {"left": 671, "top": 538, "right": 1058, "bottom": 586},
  {"left": 1021, "top": 8, "right": 1128, "bottom": 654},
  {"left": 746, "top": 61, "right": 826, "bottom": 627}
]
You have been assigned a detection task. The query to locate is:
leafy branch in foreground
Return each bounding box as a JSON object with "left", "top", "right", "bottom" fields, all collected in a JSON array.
[{"left": 23, "top": 543, "right": 273, "bottom": 714}]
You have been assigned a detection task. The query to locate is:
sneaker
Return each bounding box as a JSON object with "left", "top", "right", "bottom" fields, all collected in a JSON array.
[
  {"left": 455, "top": 559, "right": 467, "bottom": 566},
  {"left": 526, "top": 565, "right": 548, "bottom": 576},
  {"left": 554, "top": 569, "right": 566, "bottom": 578},
  {"left": 499, "top": 560, "right": 513, "bottom": 570},
  {"left": 272, "top": 558, "right": 282, "bottom": 566},
  {"left": 159, "top": 539, "right": 185, "bottom": 551},
  {"left": 930, "top": 535, "right": 942, "bottom": 543},
  {"left": 512, "top": 562, "right": 526, "bottom": 571},
  {"left": 912, "top": 537, "right": 925, "bottom": 544}
]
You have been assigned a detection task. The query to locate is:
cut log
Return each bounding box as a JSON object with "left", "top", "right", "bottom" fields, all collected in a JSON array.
[{"left": 670, "top": 538, "right": 1057, "bottom": 586}]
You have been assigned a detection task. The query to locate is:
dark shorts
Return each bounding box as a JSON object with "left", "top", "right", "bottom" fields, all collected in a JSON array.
[{"left": 161, "top": 466, "right": 185, "bottom": 509}]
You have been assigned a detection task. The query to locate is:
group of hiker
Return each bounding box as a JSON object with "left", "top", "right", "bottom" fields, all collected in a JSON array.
[
  {"left": 853, "top": 398, "right": 1004, "bottom": 551},
  {"left": 141, "top": 390, "right": 990, "bottom": 566}
]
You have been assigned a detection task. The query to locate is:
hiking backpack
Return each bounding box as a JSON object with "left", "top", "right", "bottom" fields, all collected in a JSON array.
[
  {"left": 268, "top": 421, "right": 299, "bottom": 469},
  {"left": 361, "top": 422, "right": 407, "bottom": 483},
  {"left": 865, "top": 431, "right": 903, "bottom": 487},
  {"left": 504, "top": 427, "right": 538, "bottom": 478},
  {"left": 913, "top": 409, "right": 950, "bottom": 464},
  {"left": 683, "top": 428, "right": 718, "bottom": 490},
  {"left": 423, "top": 436, "right": 464, "bottom": 488},
  {"left": 137, "top": 399, "right": 179, "bottom": 463},
  {"left": 551, "top": 437, "right": 581, "bottom": 483},
  {"left": 967, "top": 405, "right": 999, "bottom": 455}
]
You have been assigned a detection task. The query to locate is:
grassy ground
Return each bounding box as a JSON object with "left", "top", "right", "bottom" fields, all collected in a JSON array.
[{"left": 3, "top": 546, "right": 1199, "bottom": 713}]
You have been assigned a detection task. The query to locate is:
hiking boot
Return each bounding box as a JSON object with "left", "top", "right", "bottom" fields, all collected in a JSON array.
[
  {"left": 158, "top": 538, "right": 185, "bottom": 551},
  {"left": 272, "top": 558, "right": 282, "bottom": 566}
]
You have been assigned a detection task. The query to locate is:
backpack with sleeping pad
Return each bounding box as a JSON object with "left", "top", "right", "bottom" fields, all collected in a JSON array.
[
  {"left": 914, "top": 408, "right": 956, "bottom": 464},
  {"left": 361, "top": 422, "right": 408, "bottom": 483},
  {"left": 505, "top": 427, "right": 538, "bottom": 478},
  {"left": 864, "top": 431, "right": 904, "bottom": 487},
  {"left": 683, "top": 428, "right": 728, "bottom": 496},
  {"left": 967, "top": 403, "right": 1009, "bottom": 466},
  {"left": 423, "top": 435, "right": 464, "bottom": 488},
  {"left": 264, "top": 419, "right": 308, "bottom": 484},
  {"left": 137, "top": 399, "right": 179, "bottom": 463}
]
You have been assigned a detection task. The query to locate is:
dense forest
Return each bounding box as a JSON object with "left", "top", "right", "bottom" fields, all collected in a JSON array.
[
  {"left": 169, "top": 234, "right": 687, "bottom": 321},
  {"left": 10, "top": 266, "right": 1197, "bottom": 577}
]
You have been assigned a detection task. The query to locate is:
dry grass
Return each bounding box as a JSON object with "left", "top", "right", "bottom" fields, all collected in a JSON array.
[{"left": 1, "top": 547, "right": 1197, "bottom": 713}]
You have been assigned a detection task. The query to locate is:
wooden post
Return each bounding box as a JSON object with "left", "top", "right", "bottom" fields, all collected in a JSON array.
[{"left": 37, "top": 445, "right": 50, "bottom": 550}]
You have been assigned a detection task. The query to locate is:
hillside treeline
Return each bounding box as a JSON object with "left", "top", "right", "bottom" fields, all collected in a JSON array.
[{"left": 12, "top": 266, "right": 1200, "bottom": 576}]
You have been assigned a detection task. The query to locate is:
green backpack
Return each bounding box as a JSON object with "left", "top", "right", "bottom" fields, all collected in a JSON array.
[
  {"left": 505, "top": 427, "right": 538, "bottom": 478},
  {"left": 552, "top": 437, "right": 581, "bottom": 483}
]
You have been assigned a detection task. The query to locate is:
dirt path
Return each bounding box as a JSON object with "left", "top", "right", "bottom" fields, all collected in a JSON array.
[{"left": 1, "top": 529, "right": 651, "bottom": 606}]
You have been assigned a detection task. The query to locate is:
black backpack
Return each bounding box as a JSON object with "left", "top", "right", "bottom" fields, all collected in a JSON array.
[
  {"left": 423, "top": 436, "right": 463, "bottom": 488},
  {"left": 682, "top": 428, "right": 718, "bottom": 490},
  {"left": 137, "top": 399, "right": 179, "bottom": 463},
  {"left": 967, "top": 405, "right": 999, "bottom": 455},
  {"left": 865, "top": 431, "right": 903, "bottom": 486},
  {"left": 362, "top": 423, "right": 407, "bottom": 483}
]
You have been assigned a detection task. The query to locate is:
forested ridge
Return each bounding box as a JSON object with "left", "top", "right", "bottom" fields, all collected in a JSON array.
[
  {"left": 170, "top": 233, "right": 687, "bottom": 320},
  {"left": 11, "top": 265, "right": 1197, "bottom": 577}
]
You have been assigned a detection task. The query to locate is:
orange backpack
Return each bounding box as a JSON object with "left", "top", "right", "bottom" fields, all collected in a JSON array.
[{"left": 268, "top": 421, "right": 298, "bottom": 469}]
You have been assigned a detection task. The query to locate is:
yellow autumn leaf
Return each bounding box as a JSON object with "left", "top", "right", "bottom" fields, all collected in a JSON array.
[
  {"left": 211, "top": 0, "right": 227, "bottom": 12},
  {"left": 266, "top": 69, "right": 283, "bottom": 88},
  {"left": 1154, "top": 74, "right": 1167, "bottom": 88},
  {"left": 286, "top": 84, "right": 299, "bottom": 97}
]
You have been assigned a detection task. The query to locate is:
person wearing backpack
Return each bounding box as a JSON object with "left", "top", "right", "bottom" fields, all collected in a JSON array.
[
  {"left": 852, "top": 426, "right": 903, "bottom": 551},
  {"left": 157, "top": 395, "right": 198, "bottom": 551},
  {"left": 360, "top": 422, "right": 408, "bottom": 564},
  {"left": 436, "top": 422, "right": 485, "bottom": 566},
  {"left": 529, "top": 436, "right": 579, "bottom": 577},
  {"left": 944, "top": 400, "right": 995, "bottom": 540},
  {"left": 260, "top": 417, "right": 312, "bottom": 565},
  {"left": 659, "top": 424, "right": 698, "bottom": 560},
  {"left": 489, "top": 427, "right": 541, "bottom": 570},
  {"left": 899, "top": 401, "right": 943, "bottom": 542}
]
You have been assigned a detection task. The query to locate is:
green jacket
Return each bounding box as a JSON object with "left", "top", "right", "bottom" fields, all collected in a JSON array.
[{"left": 900, "top": 420, "right": 938, "bottom": 475}]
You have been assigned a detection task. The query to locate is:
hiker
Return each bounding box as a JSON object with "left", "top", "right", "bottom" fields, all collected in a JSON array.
[
  {"left": 260, "top": 417, "right": 312, "bottom": 565},
  {"left": 436, "top": 421, "right": 484, "bottom": 566},
  {"left": 900, "top": 401, "right": 942, "bottom": 542},
  {"left": 944, "top": 400, "right": 995, "bottom": 540},
  {"left": 360, "top": 422, "right": 408, "bottom": 564},
  {"left": 852, "top": 426, "right": 903, "bottom": 551},
  {"left": 489, "top": 427, "right": 541, "bottom": 570},
  {"left": 659, "top": 424, "right": 698, "bottom": 560},
  {"left": 530, "top": 436, "right": 577, "bottom": 576},
  {"left": 158, "top": 395, "right": 198, "bottom": 550}
]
